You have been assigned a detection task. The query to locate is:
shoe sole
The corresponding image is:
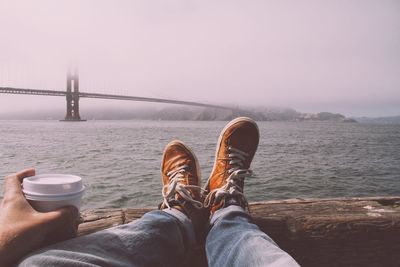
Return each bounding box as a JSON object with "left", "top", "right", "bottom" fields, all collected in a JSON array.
[
  {"left": 161, "top": 140, "right": 202, "bottom": 187},
  {"left": 203, "top": 117, "right": 260, "bottom": 193}
]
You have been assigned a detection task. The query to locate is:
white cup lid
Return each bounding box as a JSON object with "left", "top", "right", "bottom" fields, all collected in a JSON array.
[{"left": 22, "top": 174, "right": 84, "bottom": 197}]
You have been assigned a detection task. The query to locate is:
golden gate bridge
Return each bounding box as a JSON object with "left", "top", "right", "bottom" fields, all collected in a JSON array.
[{"left": 0, "top": 71, "right": 231, "bottom": 121}]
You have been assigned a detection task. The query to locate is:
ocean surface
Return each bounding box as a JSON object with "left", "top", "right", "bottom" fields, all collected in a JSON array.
[{"left": 1, "top": 120, "right": 399, "bottom": 209}]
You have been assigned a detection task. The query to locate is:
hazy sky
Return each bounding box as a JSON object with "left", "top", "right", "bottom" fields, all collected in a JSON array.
[{"left": 0, "top": 0, "right": 399, "bottom": 117}]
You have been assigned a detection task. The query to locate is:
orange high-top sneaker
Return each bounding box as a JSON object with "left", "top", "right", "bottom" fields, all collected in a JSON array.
[
  {"left": 204, "top": 117, "right": 260, "bottom": 215},
  {"left": 160, "top": 140, "right": 203, "bottom": 212},
  {"left": 160, "top": 140, "right": 208, "bottom": 247}
]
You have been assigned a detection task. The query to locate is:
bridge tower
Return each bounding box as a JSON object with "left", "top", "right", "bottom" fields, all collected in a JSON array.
[{"left": 63, "top": 70, "right": 84, "bottom": 121}]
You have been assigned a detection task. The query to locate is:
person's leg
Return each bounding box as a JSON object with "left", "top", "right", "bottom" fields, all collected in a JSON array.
[
  {"left": 204, "top": 117, "right": 299, "bottom": 267},
  {"left": 19, "top": 140, "right": 205, "bottom": 267},
  {"left": 206, "top": 205, "right": 299, "bottom": 267},
  {"left": 18, "top": 209, "right": 195, "bottom": 267}
]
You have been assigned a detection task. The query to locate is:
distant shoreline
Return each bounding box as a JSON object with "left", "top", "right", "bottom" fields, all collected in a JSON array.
[
  {"left": 1, "top": 106, "right": 399, "bottom": 123},
  {"left": 0, "top": 106, "right": 359, "bottom": 123},
  {"left": 2, "top": 119, "right": 400, "bottom": 125},
  {"left": 0, "top": 117, "right": 357, "bottom": 123}
]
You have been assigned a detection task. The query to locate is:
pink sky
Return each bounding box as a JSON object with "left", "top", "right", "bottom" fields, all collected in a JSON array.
[{"left": 0, "top": 0, "right": 399, "bottom": 116}]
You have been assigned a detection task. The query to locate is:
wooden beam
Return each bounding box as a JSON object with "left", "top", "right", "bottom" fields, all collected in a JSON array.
[{"left": 77, "top": 197, "right": 400, "bottom": 267}]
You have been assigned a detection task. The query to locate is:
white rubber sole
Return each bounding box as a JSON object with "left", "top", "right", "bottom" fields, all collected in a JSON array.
[
  {"left": 203, "top": 117, "right": 259, "bottom": 192},
  {"left": 161, "top": 140, "right": 202, "bottom": 186}
]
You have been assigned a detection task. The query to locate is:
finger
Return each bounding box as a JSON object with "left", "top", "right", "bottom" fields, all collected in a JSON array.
[
  {"left": 3, "top": 168, "right": 35, "bottom": 197},
  {"left": 40, "top": 206, "right": 79, "bottom": 232},
  {"left": 40, "top": 206, "right": 80, "bottom": 244}
]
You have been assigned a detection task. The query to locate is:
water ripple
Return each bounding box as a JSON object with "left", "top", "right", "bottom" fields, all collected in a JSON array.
[{"left": 0, "top": 120, "right": 399, "bottom": 208}]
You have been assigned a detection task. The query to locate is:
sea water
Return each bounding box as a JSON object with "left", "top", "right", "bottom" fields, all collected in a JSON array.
[{"left": 1, "top": 120, "right": 399, "bottom": 209}]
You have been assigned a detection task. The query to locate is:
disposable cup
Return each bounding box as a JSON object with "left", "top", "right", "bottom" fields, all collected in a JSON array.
[{"left": 22, "top": 174, "right": 85, "bottom": 212}]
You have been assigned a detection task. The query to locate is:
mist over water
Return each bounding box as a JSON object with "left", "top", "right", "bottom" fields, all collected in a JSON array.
[
  {"left": 0, "top": 0, "right": 399, "bottom": 117},
  {"left": 1, "top": 120, "right": 399, "bottom": 209}
]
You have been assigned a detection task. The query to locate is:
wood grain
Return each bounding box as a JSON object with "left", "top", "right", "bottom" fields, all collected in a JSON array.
[{"left": 78, "top": 197, "right": 400, "bottom": 267}]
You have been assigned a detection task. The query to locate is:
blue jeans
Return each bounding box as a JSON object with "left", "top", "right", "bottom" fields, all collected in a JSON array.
[{"left": 18, "top": 206, "right": 299, "bottom": 267}]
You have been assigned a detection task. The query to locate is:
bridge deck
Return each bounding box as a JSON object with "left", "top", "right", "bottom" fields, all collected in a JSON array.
[{"left": 0, "top": 87, "right": 230, "bottom": 110}]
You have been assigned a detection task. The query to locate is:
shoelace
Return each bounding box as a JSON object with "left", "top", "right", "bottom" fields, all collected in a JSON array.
[
  {"left": 162, "top": 165, "right": 204, "bottom": 209},
  {"left": 204, "top": 146, "right": 252, "bottom": 210}
]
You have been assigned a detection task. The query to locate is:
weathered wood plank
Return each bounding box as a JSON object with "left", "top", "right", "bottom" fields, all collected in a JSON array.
[{"left": 78, "top": 197, "right": 400, "bottom": 267}]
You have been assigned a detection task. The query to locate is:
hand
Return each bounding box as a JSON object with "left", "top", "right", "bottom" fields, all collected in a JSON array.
[{"left": 0, "top": 169, "right": 79, "bottom": 266}]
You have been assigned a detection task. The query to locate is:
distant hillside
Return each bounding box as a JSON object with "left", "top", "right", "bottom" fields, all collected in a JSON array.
[
  {"left": 354, "top": 115, "right": 400, "bottom": 124},
  {"left": 148, "top": 107, "right": 356, "bottom": 122},
  {"left": 0, "top": 106, "right": 356, "bottom": 122}
]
